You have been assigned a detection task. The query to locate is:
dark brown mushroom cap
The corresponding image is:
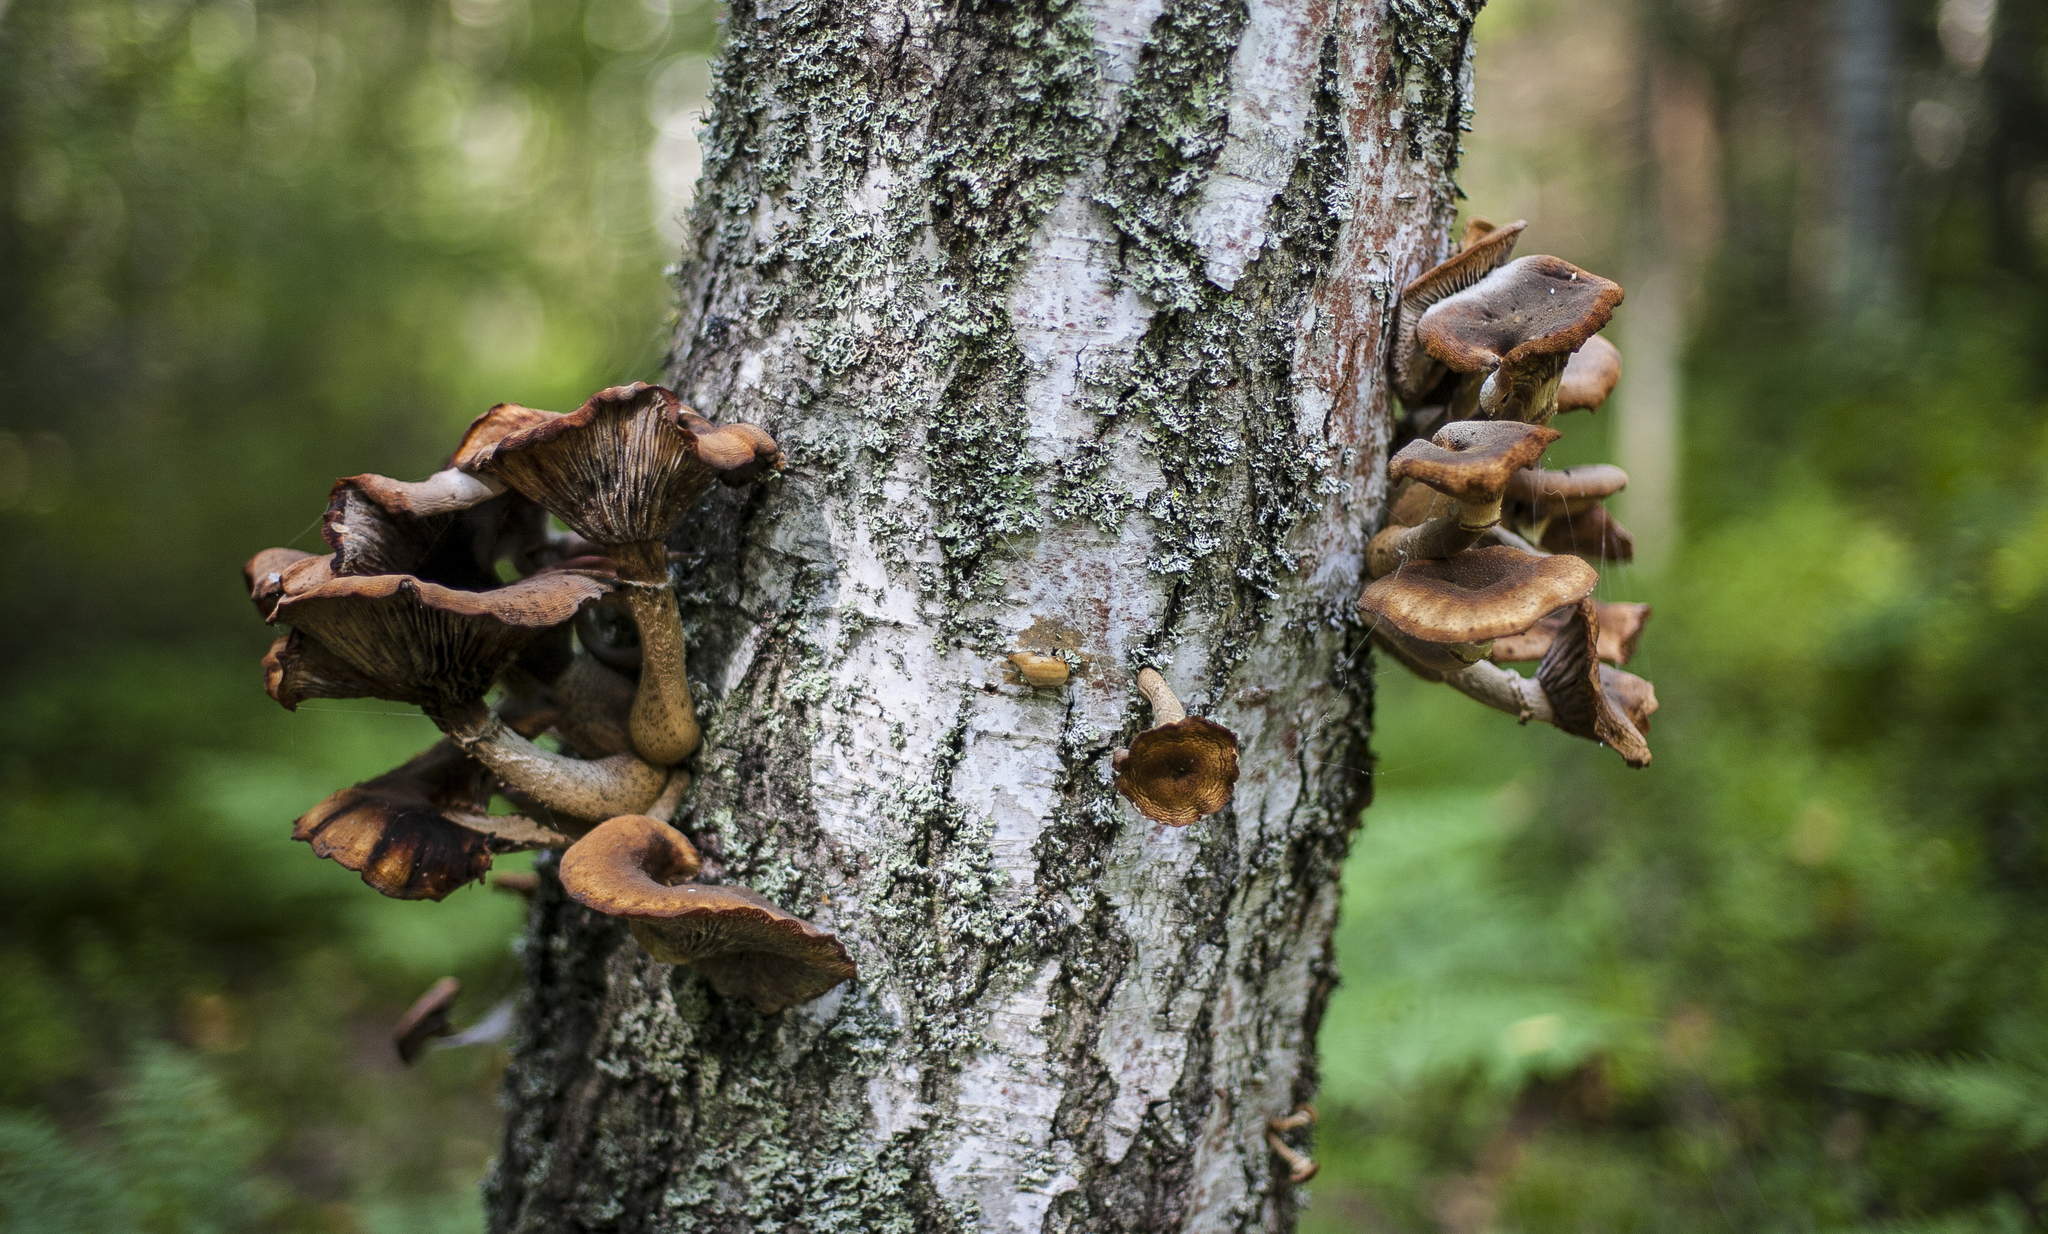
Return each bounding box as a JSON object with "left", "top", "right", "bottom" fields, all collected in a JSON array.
[
  {"left": 1389, "top": 421, "right": 1560, "bottom": 504},
  {"left": 1416, "top": 256, "right": 1625, "bottom": 375},
  {"left": 1537, "top": 504, "right": 1635, "bottom": 562},
  {"left": 1391, "top": 220, "right": 1529, "bottom": 401},
  {"left": 393, "top": 977, "right": 461, "bottom": 1064},
  {"left": 295, "top": 740, "right": 563, "bottom": 900},
  {"left": 323, "top": 474, "right": 522, "bottom": 590},
  {"left": 1359, "top": 545, "right": 1598, "bottom": 644},
  {"left": 1112, "top": 717, "right": 1240, "bottom": 826},
  {"left": 1506, "top": 464, "right": 1628, "bottom": 514},
  {"left": 463, "top": 383, "right": 782, "bottom": 552},
  {"left": 1557, "top": 335, "right": 1623, "bottom": 412},
  {"left": 450, "top": 402, "right": 561, "bottom": 473},
  {"left": 559, "top": 814, "right": 857, "bottom": 1014},
  {"left": 244, "top": 548, "right": 315, "bottom": 619},
  {"left": 269, "top": 571, "right": 610, "bottom": 711},
  {"left": 1490, "top": 599, "right": 1652, "bottom": 665},
  {"left": 1536, "top": 600, "right": 1651, "bottom": 767},
  {"left": 262, "top": 630, "right": 380, "bottom": 710}
]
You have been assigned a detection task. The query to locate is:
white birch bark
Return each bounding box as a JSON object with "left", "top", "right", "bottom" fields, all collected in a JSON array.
[{"left": 488, "top": 0, "right": 1480, "bottom": 1229}]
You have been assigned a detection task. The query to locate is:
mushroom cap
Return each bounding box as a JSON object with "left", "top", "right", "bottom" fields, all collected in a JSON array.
[
  {"left": 1601, "top": 664, "right": 1659, "bottom": 734},
  {"left": 1557, "top": 335, "right": 1623, "bottom": 412},
  {"left": 1535, "top": 600, "right": 1651, "bottom": 767},
  {"left": 1112, "top": 716, "right": 1240, "bottom": 826},
  {"left": 1389, "top": 420, "right": 1560, "bottom": 504},
  {"left": 1537, "top": 503, "right": 1635, "bottom": 562},
  {"left": 451, "top": 402, "right": 562, "bottom": 472},
  {"left": 1359, "top": 545, "right": 1599, "bottom": 644},
  {"left": 1416, "top": 256, "right": 1625, "bottom": 375},
  {"left": 262, "top": 630, "right": 381, "bottom": 710},
  {"left": 1489, "top": 599, "right": 1652, "bottom": 665},
  {"left": 269, "top": 571, "right": 610, "bottom": 711},
  {"left": 1391, "top": 220, "right": 1528, "bottom": 401},
  {"left": 244, "top": 548, "right": 315, "bottom": 619},
  {"left": 1506, "top": 464, "right": 1628, "bottom": 515},
  {"left": 559, "top": 814, "right": 857, "bottom": 1014},
  {"left": 393, "top": 977, "right": 461, "bottom": 1064},
  {"left": 323, "top": 474, "right": 520, "bottom": 590},
  {"left": 463, "top": 383, "right": 782, "bottom": 552},
  {"left": 295, "top": 740, "right": 564, "bottom": 901}
]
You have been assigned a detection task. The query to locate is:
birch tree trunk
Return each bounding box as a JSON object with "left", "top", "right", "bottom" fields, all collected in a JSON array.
[{"left": 487, "top": 0, "right": 1478, "bottom": 1229}]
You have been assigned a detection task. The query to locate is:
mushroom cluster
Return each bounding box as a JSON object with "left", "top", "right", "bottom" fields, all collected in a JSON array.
[
  {"left": 1371, "top": 220, "right": 1659, "bottom": 767},
  {"left": 242, "top": 383, "right": 856, "bottom": 1012}
]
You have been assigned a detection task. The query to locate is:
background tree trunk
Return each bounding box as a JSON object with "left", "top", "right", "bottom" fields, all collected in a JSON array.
[{"left": 487, "top": 0, "right": 1476, "bottom": 1229}]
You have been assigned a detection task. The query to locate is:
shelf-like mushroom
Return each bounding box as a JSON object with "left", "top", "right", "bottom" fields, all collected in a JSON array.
[
  {"left": 1367, "top": 421, "right": 1560, "bottom": 577},
  {"left": 1556, "top": 335, "right": 1622, "bottom": 413},
  {"left": 1416, "top": 255, "right": 1625, "bottom": 424},
  {"left": 1538, "top": 504, "right": 1636, "bottom": 562},
  {"left": 1359, "top": 545, "right": 1598, "bottom": 664},
  {"left": 1535, "top": 600, "right": 1653, "bottom": 767},
  {"left": 1490, "top": 599, "right": 1651, "bottom": 665},
  {"left": 294, "top": 739, "right": 567, "bottom": 901},
  {"left": 261, "top": 630, "right": 379, "bottom": 710},
  {"left": 1112, "top": 668, "right": 1240, "bottom": 826},
  {"left": 1390, "top": 219, "right": 1528, "bottom": 404},
  {"left": 558, "top": 814, "right": 856, "bottom": 1014}
]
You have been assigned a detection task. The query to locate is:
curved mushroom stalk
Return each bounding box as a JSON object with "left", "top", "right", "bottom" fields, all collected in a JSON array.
[
  {"left": 1372, "top": 627, "right": 1555, "bottom": 723},
  {"left": 617, "top": 579, "right": 702, "bottom": 766},
  {"left": 1416, "top": 255, "right": 1625, "bottom": 425},
  {"left": 1536, "top": 600, "right": 1653, "bottom": 767},
  {"left": 394, "top": 977, "right": 461, "bottom": 1064},
  {"left": 441, "top": 703, "right": 669, "bottom": 825},
  {"left": 293, "top": 739, "right": 568, "bottom": 901},
  {"left": 1112, "top": 668, "right": 1241, "bottom": 826},
  {"left": 1368, "top": 421, "right": 1560, "bottom": 578},
  {"left": 558, "top": 814, "right": 856, "bottom": 1014}
]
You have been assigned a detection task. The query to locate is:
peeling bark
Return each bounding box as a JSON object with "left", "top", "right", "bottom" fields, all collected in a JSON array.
[{"left": 487, "top": 0, "right": 1476, "bottom": 1229}]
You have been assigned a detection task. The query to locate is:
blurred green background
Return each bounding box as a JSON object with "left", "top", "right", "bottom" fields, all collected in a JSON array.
[{"left": 2, "top": 0, "right": 2045, "bottom": 1229}]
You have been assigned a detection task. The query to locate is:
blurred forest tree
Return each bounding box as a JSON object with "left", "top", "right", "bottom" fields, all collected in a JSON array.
[{"left": 1, "top": 0, "right": 2045, "bottom": 1230}]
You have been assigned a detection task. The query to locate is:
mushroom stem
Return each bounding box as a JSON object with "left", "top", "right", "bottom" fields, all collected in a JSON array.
[
  {"left": 646, "top": 766, "right": 692, "bottom": 822},
  {"left": 377, "top": 468, "right": 507, "bottom": 516},
  {"left": 1134, "top": 667, "right": 1187, "bottom": 725},
  {"left": 1265, "top": 1130, "right": 1319, "bottom": 1184},
  {"left": 620, "top": 583, "right": 703, "bottom": 766},
  {"left": 441, "top": 703, "right": 668, "bottom": 824},
  {"left": 1367, "top": 514, "right": 1488, "bottom": 578},
  {"left": 1479, "top": 353, "right": 1569, "bottom": 423}
]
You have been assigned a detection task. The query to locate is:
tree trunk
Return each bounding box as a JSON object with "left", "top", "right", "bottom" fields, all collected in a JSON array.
[{"left": 486, "top": 0, "right": 1476, "bottom": 1229}]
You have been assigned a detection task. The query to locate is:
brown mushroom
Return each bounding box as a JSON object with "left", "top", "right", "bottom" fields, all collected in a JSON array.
[
  {"left": 243, "top": 548, "right": 315, "bottom": 619},
  {"left": 1489, "top": 600, "right": 1651, "bottom": 665},
  {"left": 558, "top": 814, "right": 856, "bottom": 1014},
  {"left": 1557, "top": 335, "right": 1622, "bottom": 413},
  {"left": 1006, "top": 652, "right": 1071, "bottom": 689},
  {"left": 1390, "top": 219, "right": 1528, "bottom": 404},
  {"left": 1112, "top": 668, "right": 1240, "bottom": 826},
  {"left": 1506, "top": 464, "right": 1628, "bottom": 518},
  {"left": 1416, "top": 255, "right": 1625, "bottom": 424},
  {"left": 1266, "top": 1106, "right": 1320, "bottom": 1184},
  {"left": 393, "top": 977, "right": 461, "bottom": 1064},
  {"left": 1368, "top": 421, "right": 1560, "bottom": 577},
  {"left": 322, "top": 473, "right": 527, "bottom": 590},
  {"left": 261, "top": 630, "right": 380, "bottom": 710},
  {"left": 1538, "top": 504, "right": 1636, "bottom": 563},
  {"left": 1358, "top": 546, "right": 1599, "bottom": 665},
  {"left": 1535, "top": 600, "right": 1652, "bottom": 767},
  {"left": 294, "top": 739, "right": 568, "bottom": 900}
]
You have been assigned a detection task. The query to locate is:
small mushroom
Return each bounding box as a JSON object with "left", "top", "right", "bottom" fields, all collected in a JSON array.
[
  {"left": 393, "top": 977, "right": 461, "bottom": 1064},
  {"left": 1490, "top": 599, "right": 1651, "bottom": 665},
  {"left": 243, "top": 547, "right": 315, "bottom": 619},
  {"left": 1556, "top": 335, "right": 1622, "bottom": 413},
  {"left": 1390, "top": 219, "right": 1529, "bottom": 404},
  {"left": 1112, "top": 668, "right": 1240, "bottom": 826},
  {"left": 1265, "top": 1106, "right": 1320, "bottom": 1184},
  {"left": 322, "top": 473, "right": 526, "bottom": 589},
  {"left": 1538, "top": 503, "right": 1636, "bottom": 562},
  {"left": 1416, "top": 255, "right": 1625, "bottom": 424},
  {"left": 1368, "top": 421, "right": 1561, "bottom": 577},
  {"left": 293, "top": 738, "right": 568, "bottom": 901},
  {"left": 558, "top": 814, "right": 857, "bottom": 1014},
  {"left": 1535, "top": 599, "right": 1653, "bottom": 767},
  {"left": 1007, "top": 652, "right": 1071, "bottom": 689},
  {"left": 1358, "top": 545, "right": 1599, "bottom": 663}
]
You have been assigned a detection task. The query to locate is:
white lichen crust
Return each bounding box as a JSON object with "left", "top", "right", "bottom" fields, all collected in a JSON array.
[{"left": 486, "top": 0, "right": 1479, "bottom": 1230}]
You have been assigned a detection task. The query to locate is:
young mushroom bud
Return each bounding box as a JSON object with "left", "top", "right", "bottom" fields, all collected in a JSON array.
[
  {"left": 558, "top": 814, "right": 857, "bottom": 1014},
  {"left": 1416, "top": 255, "right": 1625, "bottom": 425},
  {"left": 294, "top": 739, "right": 568, "bottom": 900},
  {"left": 1556, "top": 335, "right": 1622, "bottom": 413},
  {"left": 1112, "top": 668, "right": 1241, "bottom": 826},
  {"left": 1359, "top": 545, "right": 1599, "bottom": 666},
  {"left": 1368, "top": 421, "right": 1560, "bottom": 577},
  {"left": 1007, "top": 652, "right": 1071, "bottom": 689},
  {"left": 1390, "top": 219, "right": 1528, "bottom": 404},
  {"left": 393, "top": 977, "right": 461, "bottom": 1065},
  {"left": 1535, "top": 600, "right": 1653, "bottom": 767}
]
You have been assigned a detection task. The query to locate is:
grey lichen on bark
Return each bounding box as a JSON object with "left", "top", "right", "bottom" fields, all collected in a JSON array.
[{"left": 486, "top": 0, "right": 1477, "bottom": 1230}]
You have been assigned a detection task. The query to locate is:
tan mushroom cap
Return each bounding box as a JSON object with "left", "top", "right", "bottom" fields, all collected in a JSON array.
[
  {"left": 1359, "top": 545, "right": 1598, "bottom": 644},
  {"left": 322, "top": 474, "right": 516, "bottom": 589},
  {"left": 262, "top": 630, "right": 380, "bottom": 710},
  {"left": 393, "top": 977, "right": 461, "bottom": 1064},
  {"left": 1538, "top": 504, "right": 1635, "bottom": 562},
  {"left": 1557, "top": 335, "right": 1623, "bottom": 412},
  {"left": 1113, "top": 717, "right": 1241, "bottom": 826},
  {"left": 1535, "top": 600, "right": 1652, "bottom": 767},
  {"left": 1389, "top": 421, "right": 1560, "bottom": 505},
  {"left": 1391, "top": 219, "right": 1529, "bottom": 401},
  {"left": 294, "top": 740, "right": 566, "bottom": 901},
  {"left": 269, "top": 571, "right": 609, "bottom": 711},
  {"left": 462, "top": 383, "right": 782, "bottom": 569},
  {"left": 1416, "top": 255, "right": 1625, "bottom": 375},
  {"left": 559, "top": 814, "right": 857, "bottom": 1014},
  {"left": 244, "top": 547, "right": 315, "bottom": 619},
  {"left": 1507, "top": 464, "right": 1628, "bottom": 515},
  {"left": 1490, "top": 600, "right": 1652, "bottom": 665}
]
